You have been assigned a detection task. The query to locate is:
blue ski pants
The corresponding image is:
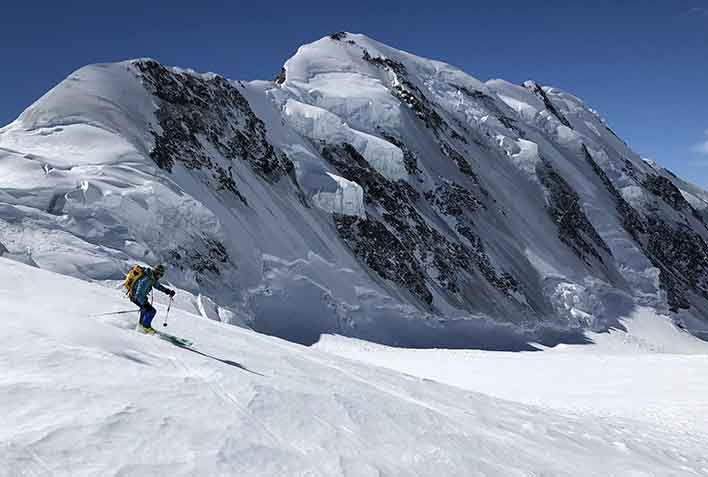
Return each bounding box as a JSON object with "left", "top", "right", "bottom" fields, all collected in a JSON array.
[{"left": 132, "top": 299, "right": 156, "bottom": 328}]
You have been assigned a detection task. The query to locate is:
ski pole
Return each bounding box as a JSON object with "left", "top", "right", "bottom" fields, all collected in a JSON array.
[
  {"left": 163, "top": 296, "right": 173, "bottom": 327},
  {"left": 91, "top": 309, "right": 138, "bottom": 317}
]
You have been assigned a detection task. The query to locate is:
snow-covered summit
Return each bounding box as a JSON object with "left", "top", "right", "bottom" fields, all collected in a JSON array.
[{"left": 2, "top": 32, "right": 708, "bottom": 347}]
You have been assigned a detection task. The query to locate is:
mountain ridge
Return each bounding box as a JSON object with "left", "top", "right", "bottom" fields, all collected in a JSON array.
[{"left": 1, "top": 32, "right": 707, "bottom": 347}]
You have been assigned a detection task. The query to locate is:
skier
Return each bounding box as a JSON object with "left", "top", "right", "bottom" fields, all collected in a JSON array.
[{"left": 125, "top": 264, "right": 175, "bottom": 333}]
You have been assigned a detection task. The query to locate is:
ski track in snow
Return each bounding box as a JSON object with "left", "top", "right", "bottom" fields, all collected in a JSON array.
[{"left": 2, "top": 258, "right": 708, "bottom": 476}]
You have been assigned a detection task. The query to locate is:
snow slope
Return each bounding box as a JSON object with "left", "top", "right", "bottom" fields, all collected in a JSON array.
[
  {"left": 2, "top": 32, "right": 708, "bottom": 347},
  {"left": 316, "top": 308, "right": 708, "bottom": 435},
  {"left": 2, "top": 257, "right": 707, "bottom": 476}
]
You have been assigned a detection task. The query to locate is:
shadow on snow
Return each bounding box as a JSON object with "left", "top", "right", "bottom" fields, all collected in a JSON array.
[{"left": 165, "top": 338, "right": 266, "bottom": 376}]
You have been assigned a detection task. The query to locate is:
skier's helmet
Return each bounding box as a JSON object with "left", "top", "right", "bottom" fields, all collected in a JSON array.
[{"left": 154, "top": 264, "right": 166, "bottom": 278}]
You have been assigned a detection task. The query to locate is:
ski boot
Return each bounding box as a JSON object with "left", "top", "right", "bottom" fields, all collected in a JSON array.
[{"left": 136, "top": 323, "right": 156, "bottom": 335}]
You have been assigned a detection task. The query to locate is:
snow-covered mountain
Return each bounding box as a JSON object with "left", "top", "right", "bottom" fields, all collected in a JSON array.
[{"left": 2, "top": 32, "right": 708, "bottom": 347}]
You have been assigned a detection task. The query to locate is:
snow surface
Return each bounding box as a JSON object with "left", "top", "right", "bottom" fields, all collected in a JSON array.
[
  {"left": 316, "top": 307, "right": 708, "bottom": 435},
  {"left": 3, "top": 258, "right": 708, "bottom": 476}
]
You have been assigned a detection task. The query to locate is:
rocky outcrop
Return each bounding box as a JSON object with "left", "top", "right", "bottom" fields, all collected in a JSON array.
[
  {"left": 274, "top": 67, "right": 286, "bottom": 85},
  {"left": 644, "top": 174, "right": 693, "bottom": 212},
  {"left": 322, "top": 142, "right": 518, "bottom": 306},
  {"left": 524, "top": 80, "right": 572, "bottom": 128},
  {"left": 581, "top": 145, "right": 645, "bottom": 241},
  {"left": 334, "top": 214, "right": 434, "bottom": 305},
  {"left": 135, "top": 60, "right": 292, "bottom": 186},
  {"left": 378, "top": 131, "right": 420, "bottom": 175},
  {"left": 425, "top": 180, "right": 483, "bottom": 218},
  {"left": 168, "top": 237, "right": 232, "bottom": 286},
  {"left": 457, "top": 86, "right": 520, "bottom": 132},
  {"left": 538, "top": 161, "right": 611, "bottom": 265},
  {"left": 646, "top": 218, "right": 708, "bottom": 311},
  {"left": 581, "top": 147, "right": 708, "bottom": 311}
]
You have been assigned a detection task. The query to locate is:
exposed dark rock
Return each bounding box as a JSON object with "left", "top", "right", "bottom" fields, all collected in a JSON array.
[
  {"left": 167, "top": 237, "right": 231, "bottom": 285},
  {"left": 425, "top": 180, "right": 483, "bottom": 217},
  {"left": 646, "top": 218, "right": 708, "bottom": 311},
  {"left": 135, "top": 60, "right": 292, "bottom": 188},
  {"left": 622, "top": 159, "right": 640, "bottom": 183},
  {"left": 644, "top": 174, "right": 692, "bottom": 212},
  {"left": 334, "top": 214, "right": 433, "bottom": 305},
  {"left": 323, "top": 143, "right": 516, "bottom": 303},
  {"left": 524, "top": 81, "right": 572, "bottom": 128},
  {"left": 214, "top": 165, "right": 248, "bottom": 204},
  {"left": 538, "top": 160, "right": 611, "bottom": 265},
  {"left": 439, "top": 142, "right": 476, "bottom": 178},
  {"left": 323, "top": 143, "right": 469, "bottom": 300},
  {"left": 455, "top": 86, "right": 486, "bottom": 101},
  {"left": 582, "top": 145, "right": 645, "bottom": 241},
  {"left": 378, "top": 131, "right": 420, "bottom": 175},
  {"left": 275, "top": 67, "right": 286, "bottom": 85},
  {"left": 329, "top": 32, "right": 348, "bottom": 41},
  {"left": 456, "top": 86, "right": 519, "bottom": 132},
  {"left": 581, "top": 145, "right": 708, "bottom": 311}
]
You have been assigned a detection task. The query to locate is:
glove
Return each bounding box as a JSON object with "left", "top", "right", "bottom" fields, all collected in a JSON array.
[{"left": 168, "top": 289, "right": 176, "bottom": 297}]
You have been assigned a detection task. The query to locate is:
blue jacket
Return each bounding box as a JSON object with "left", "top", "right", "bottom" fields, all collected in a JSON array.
[{"left": 131, "top": 268, "right": 172, "bottom": 305}]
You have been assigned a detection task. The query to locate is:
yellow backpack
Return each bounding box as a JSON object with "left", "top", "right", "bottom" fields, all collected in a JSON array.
[{"left": 122, "top": 265, "right": 145, "bottom": 297}]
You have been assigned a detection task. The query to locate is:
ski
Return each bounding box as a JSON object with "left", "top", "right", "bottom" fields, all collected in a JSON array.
[{"left": 154, "top": 330, "right": 193, "bottom": 347}]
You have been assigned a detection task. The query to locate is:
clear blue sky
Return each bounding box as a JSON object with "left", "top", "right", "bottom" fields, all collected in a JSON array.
[{"left": 2, "top": 0, "right": 707, "bottom": 184}]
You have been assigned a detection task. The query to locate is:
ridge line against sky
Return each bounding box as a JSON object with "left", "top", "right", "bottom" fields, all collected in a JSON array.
[{"left": 2, "top": 0, "right": 706, "bottom": 185}]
